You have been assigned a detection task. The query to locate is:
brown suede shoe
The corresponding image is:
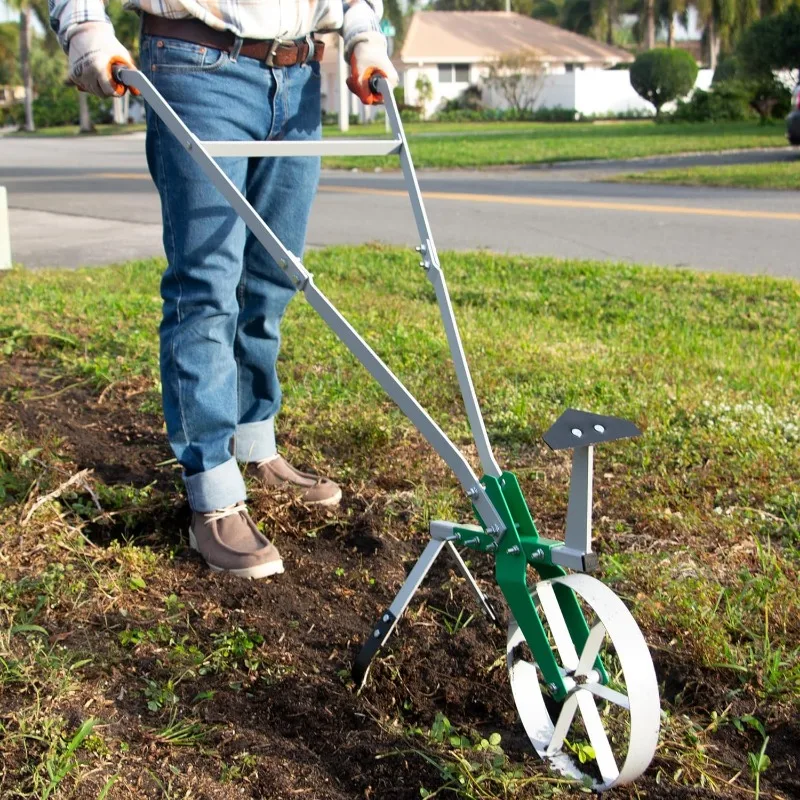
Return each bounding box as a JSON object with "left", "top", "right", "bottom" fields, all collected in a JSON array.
[
  {"left": 189, "top": 502, "right": 284, "bottom": 579},
  {"left": 244, "top": 455, "right": 342, "bottom": 507}
]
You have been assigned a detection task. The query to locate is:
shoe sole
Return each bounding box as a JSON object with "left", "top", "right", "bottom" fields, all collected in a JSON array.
[
  {"left": 304, "top": 487, "right": 343, "bottom": 507},
  {"left": 188, "top": 529, "right": 284, "bottom": 579}
]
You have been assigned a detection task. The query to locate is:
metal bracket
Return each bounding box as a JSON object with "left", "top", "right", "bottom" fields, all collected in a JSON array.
[{"left": 544, "top": 410, "right": 641, "bottom": 572}]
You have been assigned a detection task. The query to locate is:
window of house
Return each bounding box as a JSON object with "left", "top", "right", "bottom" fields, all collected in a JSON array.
[{"left": 438, "top": 64, "right": 470, "bottom": 83}]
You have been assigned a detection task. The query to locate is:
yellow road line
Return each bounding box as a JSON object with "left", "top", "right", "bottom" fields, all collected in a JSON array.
[
  {"left": 13, "top": 172, "right": 798, "bottom": 222},
  {"left": 96, "top": 172, "right": 151, "bottom": 180},
  {"left": 318, "top": 184, "right": 800, "bottom": 222}
]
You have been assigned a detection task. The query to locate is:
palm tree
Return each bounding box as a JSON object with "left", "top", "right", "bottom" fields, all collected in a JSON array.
[
  {"left": 7, "top": 0, "right": 55, "bottom": 132},
  {"left": 9, "top": 0, "right": 35, "bottom": 131},
  {"left": 658, "top": 0, "right": 689, "bottom": 47}
]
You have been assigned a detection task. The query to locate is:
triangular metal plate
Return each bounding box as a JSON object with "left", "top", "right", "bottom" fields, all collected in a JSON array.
[{"left": 542, "top": 409, "right": 641, "bottom": 451}]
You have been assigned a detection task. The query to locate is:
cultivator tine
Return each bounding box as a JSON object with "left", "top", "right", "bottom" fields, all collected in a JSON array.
[{"left": 444, "top": 541, "right": 500, "bottom": 628}]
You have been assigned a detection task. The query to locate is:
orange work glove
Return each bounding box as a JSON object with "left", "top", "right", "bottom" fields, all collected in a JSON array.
[
  {"left": 68, "top": 22, "right": 139, "bottom": 97},
  {"left": 346, "top": 35, "right": 398, "bottom": 105}
]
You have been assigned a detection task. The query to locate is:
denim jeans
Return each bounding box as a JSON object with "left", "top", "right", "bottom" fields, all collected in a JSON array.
[{"left": 140, "top": 33, "right": 321, "bottom": 512}]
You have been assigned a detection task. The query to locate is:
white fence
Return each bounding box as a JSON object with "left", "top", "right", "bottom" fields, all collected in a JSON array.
[{"left": 484, "top": 68, "right": 714, "bottom": 117}]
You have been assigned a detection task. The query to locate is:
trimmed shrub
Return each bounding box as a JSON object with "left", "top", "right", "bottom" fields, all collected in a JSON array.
[{"left": 630, "top": 48, "right": 699, "bottom": 114}]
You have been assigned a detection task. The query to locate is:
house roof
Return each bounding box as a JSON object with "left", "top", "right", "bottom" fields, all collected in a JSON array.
[{"left": 400, "top": 11, "right": 633, "bottom": 65}]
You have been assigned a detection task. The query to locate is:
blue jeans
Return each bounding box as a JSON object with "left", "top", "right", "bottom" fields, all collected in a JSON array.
[{"left": 140, "top": 33, "right": 321, "bottom": 512}]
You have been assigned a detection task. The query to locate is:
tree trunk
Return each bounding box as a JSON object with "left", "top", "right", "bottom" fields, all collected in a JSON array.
[
  {"left": 667, "top": 18, "right": 675, "bottom": 48},
  {"left": 112, "top": 95, "right": 127, "bottom": 125},
  {"left": 707, "top": 15, "right": 720, "bottom": 71},
  {"left": 644, "top": 0, "right": 656, "bottom": 50},
  {"left": 78, "top": 92, "right": 94, "bottom": 133},
  {"left": 607, "top": 0, "right": 616, "bottom": 45},
  {"left": 19, "top": 4, "right": 34, "bottom": 132}
]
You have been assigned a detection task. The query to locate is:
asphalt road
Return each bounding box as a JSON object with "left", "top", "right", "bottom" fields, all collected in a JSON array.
[{"left": 2, "top": 133, "right": 799, "bottom": 277}]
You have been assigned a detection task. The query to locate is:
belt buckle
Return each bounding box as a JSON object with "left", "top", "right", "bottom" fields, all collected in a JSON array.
[{"left": 265, "top": 38, "right": 287, "bottom": 67}]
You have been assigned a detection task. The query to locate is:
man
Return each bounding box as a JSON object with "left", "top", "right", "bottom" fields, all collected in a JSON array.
[{"left": 49, "top": 0, "right": 398, "bottom": 579}]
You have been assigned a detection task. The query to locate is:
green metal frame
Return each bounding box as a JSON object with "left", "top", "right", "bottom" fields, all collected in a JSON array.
[{"left": 453, "top": 472, "right": 608, "bottom": 700}]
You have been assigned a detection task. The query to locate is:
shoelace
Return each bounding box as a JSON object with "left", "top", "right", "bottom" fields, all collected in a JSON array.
[{"left": 204, "top": 502, "right": 246, "bottom": 526}]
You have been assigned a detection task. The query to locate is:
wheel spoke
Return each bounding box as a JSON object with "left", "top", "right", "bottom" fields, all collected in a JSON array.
[
  {"left": 537, "top": 581, "right": 579, "bottom": 671},
  {"left": 576, "top": 691, "right": 620, "bottom": 785},
  {"left": 546, "top": 693, "right": 579, "bottom": 756},
  {"left": 583, "top": 682, "right": 630, "bottom": 710},
  {"left": 576, "top": 621, "right": 606, "bottom": 677}
]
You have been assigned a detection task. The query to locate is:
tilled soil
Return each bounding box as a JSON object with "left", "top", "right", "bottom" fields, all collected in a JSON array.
[{"left": 1, "top": 356, "right": 797, "bottom": 800}]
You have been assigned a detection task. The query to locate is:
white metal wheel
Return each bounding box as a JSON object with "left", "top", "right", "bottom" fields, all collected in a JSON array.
[{"left": 506, "top": 573, "right": 660, "bottom": 791}]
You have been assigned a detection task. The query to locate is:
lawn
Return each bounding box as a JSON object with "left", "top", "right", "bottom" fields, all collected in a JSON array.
[
  {"left": 10, "top": 123, "right": 147, "bottom": 138},
  {"left": 609, "top": 159, "right": 800, "bottom": 190},
  {"left": 0, "top": 247, "right": 798, "bottom": 799},
  {"left": 321, "top": 120, "right": 789, "bottom": 169}
]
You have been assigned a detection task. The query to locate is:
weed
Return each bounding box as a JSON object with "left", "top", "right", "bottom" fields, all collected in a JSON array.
[{"left": 429, "top": 606, "right": 475, "bottom": 636}]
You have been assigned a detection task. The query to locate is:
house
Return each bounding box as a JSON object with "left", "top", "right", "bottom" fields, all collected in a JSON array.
[
  {"left": 318, "top": 10, "right": 709, "bottom": 120},
  {"left": 399, "top": 11, "right": 633, "bottom": 116}
]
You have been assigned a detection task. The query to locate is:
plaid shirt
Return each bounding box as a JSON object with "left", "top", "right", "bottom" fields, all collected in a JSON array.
[{"left": 49, "top": 0, "right": 384, "bottom": 57}]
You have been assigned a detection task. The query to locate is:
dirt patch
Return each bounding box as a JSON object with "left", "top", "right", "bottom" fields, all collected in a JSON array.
[{"left": 0, "top": 355, "right": 792, "bottom": 799}]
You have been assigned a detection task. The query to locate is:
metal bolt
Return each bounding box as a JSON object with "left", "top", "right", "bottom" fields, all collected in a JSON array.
[
  {"left": 419, "top": 261, "right": 427, "bottom": 268},
  {"left": 486, "top": 542, "right": 498, "bottom": 552},
  {"left": 506, "top": 545, "right": 520, "bottom": 555},
  {"left": 464, "top": 537, "right": 481, "bottom": 547},
  {"left": 548, "top": 683, "right": 558, "bottom": 694},
  {"left": 373, "top": 629, "right": 381, "bottom": 639},
  {"left": 382, "top": 614, "right": 390, "bottom": 623},
  {"left": 531, "top": 548, "right": 545, "bottom": 561},
  {"left": 466, "top": 486, "right": 478, "bottom": 497},
  {"left": 185, "top": 140, "right": 193, "bottom": 150}
]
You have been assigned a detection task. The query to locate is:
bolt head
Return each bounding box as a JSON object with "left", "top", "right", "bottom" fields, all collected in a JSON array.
[
  {"left": 382, "top": 614, "right": 390, "bottom": 623},
  {"left": 548, "top": 683, "right": 558, "bottom": 693},
  {"left": 373, "top": 629, "right": 381, "bottom": 638}
]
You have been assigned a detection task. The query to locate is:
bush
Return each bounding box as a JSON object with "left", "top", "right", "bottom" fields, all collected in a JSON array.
[
  {"left": 431, "top": 106, "right": 578, "bottom": 122},
  {"left": 670, "top": 82, "right": 754, "bottom": 122},
  {"left": 747, "top": 77, "right": 791, "bottom": 121},
  {"left": 442, "top": 84, "right": 484, "bottom": 113},
  {"left": 30, "top": 83, "right": 112, "bottom": 128},
  {"left": 712, "top": 55, "right": 740, "bottom": 85},
  {"left": 630, "top": 48, "right": 699, "bottom": 114},
  {"left": 668, "top": 78, "right": 789, "bottom": 123}
]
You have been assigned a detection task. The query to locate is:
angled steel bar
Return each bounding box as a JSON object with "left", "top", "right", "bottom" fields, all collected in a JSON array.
[{"left": 377, "top": 77, "right": 502, "bottom": 479}]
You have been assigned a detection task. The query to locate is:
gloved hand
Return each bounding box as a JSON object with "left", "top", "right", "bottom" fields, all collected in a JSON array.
[
  {"left": 346, "top": 34, "right": 398, "bottom": 105},
  {"left": 68, "top": 22, "right": 138, "bottom": 97}
]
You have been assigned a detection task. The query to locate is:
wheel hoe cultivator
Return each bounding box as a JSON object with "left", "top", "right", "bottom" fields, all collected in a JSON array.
[{"left": 120, "top": 67, "right": 662, "bottom": 791}]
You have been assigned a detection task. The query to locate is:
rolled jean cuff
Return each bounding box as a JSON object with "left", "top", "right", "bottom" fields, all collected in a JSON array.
[
  {"left": 184, "top": 457, "right": 247, "bottom": 513},
  {"left": 234, "top": 418, "right": 277, "bottom": 463}
]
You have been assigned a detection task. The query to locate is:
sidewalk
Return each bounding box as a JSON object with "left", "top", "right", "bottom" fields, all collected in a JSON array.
[{"left": 7, "top": 208, "right": 163, "bottom": 270}]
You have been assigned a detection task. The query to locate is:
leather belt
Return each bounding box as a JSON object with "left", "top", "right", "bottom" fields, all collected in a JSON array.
[{"left": 142, "top": 13, "right": 325, "bottom": 66}]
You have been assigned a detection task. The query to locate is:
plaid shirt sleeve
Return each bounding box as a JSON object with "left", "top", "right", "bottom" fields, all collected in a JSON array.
[
  {"left": 49, "top": 0, "right": 111, "bottom": 50},
  {"left": 341, "top": 0, "right": 384, "bottom": 58}
]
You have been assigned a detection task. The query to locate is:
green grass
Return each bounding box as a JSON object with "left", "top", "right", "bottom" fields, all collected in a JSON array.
[
  {"left": 609, "top": 159, "right": 800, "bottom": 190},
  {"left": 320, "top": 120, "right": 789, "bottom": 169},
  {"left": 10, "top": 123, "right": 147, "bottom": 138},
  {"left": 0, "top": 246, "right": 798, "bottom": 797}
]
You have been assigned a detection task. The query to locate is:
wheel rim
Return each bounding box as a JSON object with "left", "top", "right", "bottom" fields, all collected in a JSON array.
[{"left": 506, "top": 573, "right": 660, "bottom": 791}]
